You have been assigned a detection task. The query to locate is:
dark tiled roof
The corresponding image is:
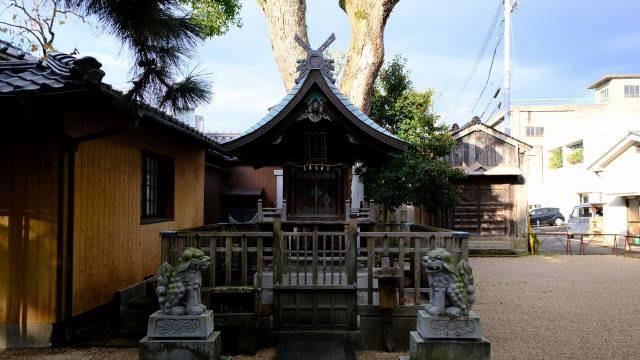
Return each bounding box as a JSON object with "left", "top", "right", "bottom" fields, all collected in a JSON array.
[
  {"left": 0, "top": 40, "right": 105, "bottom": 93},
  {"left": 227, "top": 71, "right": 404, "bottom": 144},
  {"left": 0, "top": 40, "right": 223, "bottom": 151},
  {"left": 0, "top": 40, "right": 38, "bottom": 61}
]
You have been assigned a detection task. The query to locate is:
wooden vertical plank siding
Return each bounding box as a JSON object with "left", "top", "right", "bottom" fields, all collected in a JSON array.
[
  {"left": 256, "top": 237, "right": 263, "bottom": 289},
  {"left": 367, "top": 237, "right": 374, "bottom": 305},
  {"left": 209, "top": 238, "right": 217, "bottom": 287},
  {"left": 66, "top": 114, "right": 206, "bottom": 316},
  {"left": 0, "top": 132, "right": 59, "bottom": 327},
  {"left": 312, "top": 231, "right": 318, "bottom": 286},
  {"left": 227, "top": 166, "right": 278, "bottom": 206},
  {"left": 273, "top": 218, "right": 283, "bottom": 285},
  {"left": 414, "top": 237, "right": 421, "bottom": 305},
  {"left": 241, "top": 236, "right": 248, "bottom": 286},
  {"left": 398, "top": 237, "right": 405, "bottom": 305},
  {"left": 225, "top": 237, "right": 232, "bottom": 285}
]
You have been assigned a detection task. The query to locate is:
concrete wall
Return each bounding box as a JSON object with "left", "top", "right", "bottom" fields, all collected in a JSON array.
[
  {"left": 491, "top": 79, "right": 640, "bottom": 220},
  {"left": 596, "top": 146, "right": 640, "bottom": 234}
]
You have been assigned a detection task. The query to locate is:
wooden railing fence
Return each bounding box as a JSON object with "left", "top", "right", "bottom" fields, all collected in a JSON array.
[{"left": 160, "top": 222, "right": 469, "bottom": 306}]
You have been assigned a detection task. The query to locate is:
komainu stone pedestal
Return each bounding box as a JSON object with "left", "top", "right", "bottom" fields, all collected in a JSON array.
[
  {"left": 409, "top": 312, "right": 490, "bottom": 360},
  {"left": 147, "top": 310, "right": 215, "bottom": 339},
  {"left": 409, "top": 331, "right": 490, "bottom": 360},
  {"left": 416, "top": 310, "right": 483, "bottom": 340},
  {"left": 139, "top": 311, "right": 221, "bottom": 360}
]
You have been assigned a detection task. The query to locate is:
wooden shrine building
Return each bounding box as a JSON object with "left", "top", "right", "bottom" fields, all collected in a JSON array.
[
  {"left": 444, "top": 117, "right": 532, "bottom": 249},
  {"left": 159, "top": 35, "right": 468, "bottom": 352},
  {"left": 221, "top": 34, "right": 408, "bottom": 223}
]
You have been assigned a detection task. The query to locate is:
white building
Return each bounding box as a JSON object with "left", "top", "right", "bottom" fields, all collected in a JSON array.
[
  {"left": 488, "top": 74, "right": 640, "bottom": 235},
  {"left": 176, "top": 109, "right": 205, "bottom": 132}
]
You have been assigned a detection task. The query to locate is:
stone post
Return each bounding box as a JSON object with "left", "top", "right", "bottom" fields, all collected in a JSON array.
[{"left": 274, "top": 168, "right": 284, "bottom": 209}]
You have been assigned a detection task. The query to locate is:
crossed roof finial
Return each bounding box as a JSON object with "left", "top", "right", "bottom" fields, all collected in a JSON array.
[{"left": 295, "top": 33, "right": 336, "bottom": 83}]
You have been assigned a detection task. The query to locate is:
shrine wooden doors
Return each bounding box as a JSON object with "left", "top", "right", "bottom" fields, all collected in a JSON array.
[{"left": 287, "top": 167, "right": 345, "bottom": 220}]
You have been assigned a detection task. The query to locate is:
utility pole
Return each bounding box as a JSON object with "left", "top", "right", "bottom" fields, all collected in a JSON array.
[{"left": 503, "top": 0, "right": 513, "bottom": 135}]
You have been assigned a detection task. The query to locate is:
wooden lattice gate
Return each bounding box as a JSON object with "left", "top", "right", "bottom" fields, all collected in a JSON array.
[
  {"left": 453, "top": 184, "right": 511, "bottom": 237},
  {"left": 273, "top": 230, "right": 357, "bottom": 330}
]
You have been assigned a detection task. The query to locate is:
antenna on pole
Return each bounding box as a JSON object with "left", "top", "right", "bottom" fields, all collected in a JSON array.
[{"left": 503, "top": 0, "right": 514, "bottom": 135}]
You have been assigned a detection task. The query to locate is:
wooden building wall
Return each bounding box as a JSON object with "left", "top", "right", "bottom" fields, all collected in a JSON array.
[
  {"left": 444, "top": 128, "right": 529, "bottom": 243},
  {"left": 66, "top": 114, "right": 205, "bottom": 316},
  {"left": 0, "top": 131, "right": 59, "bottom": 328},
  {"left": 228, "top": 166, "right": 278, "bottom": 206},
  {"left": 204, "top": 166, "right": 226, "bottom": 225},
  {"left": 446, "top": 130, "right": 520, "bottom": 168}
]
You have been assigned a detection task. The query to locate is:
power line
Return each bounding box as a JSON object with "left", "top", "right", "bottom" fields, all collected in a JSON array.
[
  {"left": 454, "top": 0, "right": 503, "bottom": 103},
  {"left": 484, "top": 101, "right": 502, "bottom": 122},
  {"left": 480, "top": 86, "right": 501, "bottom": 119},
  {"left": 469, "top": 31, "right": 503, "bottom": 114}
]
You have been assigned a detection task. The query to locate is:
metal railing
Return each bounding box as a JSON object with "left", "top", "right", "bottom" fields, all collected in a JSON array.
[{"left": 532, "top": 231, "right": 640, "bottom": 256}]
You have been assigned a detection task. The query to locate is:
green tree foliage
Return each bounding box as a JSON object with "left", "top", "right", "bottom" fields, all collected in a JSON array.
[
  {"left": 567, "top": 147, "right": 583, "bottom": 165},
  {"left": 357, "top": 56, "right": 465, "bottom": 210},
  {"left": 180, "top": 0, "right": 242, "bottom": 38},
  {"left": 548, "top": 148, "right": 563, "bottom": 169}
]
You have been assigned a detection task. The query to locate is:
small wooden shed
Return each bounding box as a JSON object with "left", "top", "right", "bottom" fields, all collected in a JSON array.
[{"left": 444, "top": 118, "right": 532, "bottom": 245}]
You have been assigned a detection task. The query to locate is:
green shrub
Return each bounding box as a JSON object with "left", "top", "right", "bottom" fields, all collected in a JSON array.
[{"left": 567, "top": 147, "right": 584, "bottom": 165}]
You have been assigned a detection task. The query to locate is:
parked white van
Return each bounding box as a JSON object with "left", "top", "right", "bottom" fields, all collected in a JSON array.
[{"left": 567, "top": 204, "right": 603, "bottom": 236}]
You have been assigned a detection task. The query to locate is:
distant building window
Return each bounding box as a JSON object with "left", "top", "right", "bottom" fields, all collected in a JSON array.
[
  {"left": 600, "top": 88, "right": 608, "bottom": 100},
  {"left": 580, "top": 193, "right": 589, "bottom": 204},
  {"left": 624, "top": 85, "right": 640, "bottom": 98},
  {"left": 525, "top": 126, "right": 544, "bottom": 137},
  {"left": 141, "top": 151, "right": 174, "bottom": 223}
]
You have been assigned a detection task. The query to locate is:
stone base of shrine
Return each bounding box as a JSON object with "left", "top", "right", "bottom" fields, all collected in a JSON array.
[
  {"left": 416, "top": 310, "right": 483, "bottom": 340},
  {"left": 139, "top": 331, "right": 222, "bottom": 360},
  {"left": 146, "top": 310, "right": 214, "bottom": 339},
  {"left": 408, "top": 331, "right": 490, "bottom": 360}
]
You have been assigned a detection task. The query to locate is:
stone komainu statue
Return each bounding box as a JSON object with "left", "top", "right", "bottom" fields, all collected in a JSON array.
[
  {"left": 157, "top": 247, "right": 210, "bottom": 316},
  {"left": 422, "top": 248, "right": 475, "bottom": 317}
]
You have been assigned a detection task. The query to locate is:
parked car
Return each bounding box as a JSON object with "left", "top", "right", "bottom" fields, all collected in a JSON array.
[
  {"left": 567, "top": 204, "right": 603, "bottom": 235},
  {"left": 530, "top": 207, "right": 565, "bottom": 226}
]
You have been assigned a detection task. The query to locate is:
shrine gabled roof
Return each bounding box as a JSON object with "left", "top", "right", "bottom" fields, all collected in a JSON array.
[
  {"left": 228, "top": 71, "right": 402, "bottom": 143},
  {"left": 321, "top": 73, "right": 401, "bottom": 140},
  {"left": 221, "top": 33, "right": 408, "bottom": 155}
]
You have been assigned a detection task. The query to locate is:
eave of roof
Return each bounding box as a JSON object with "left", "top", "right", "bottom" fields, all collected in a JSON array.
[
  {"left": 0, "top": 40, "right": 38, "bottom": 61},
  {"left": 0, "top": 42, "right": 224, "bottom": 152},
  {"left": 588, "top": 74, "right": 640, "bottom": 89},
  {"left": 588, "top": 131, "right": 640, "bottom": 171},
  {"left": 451, "top": 121, "right": 532, "bottom": 150},
  {"left": 222, "top": 69, "right": 408, "bottom": 152}
]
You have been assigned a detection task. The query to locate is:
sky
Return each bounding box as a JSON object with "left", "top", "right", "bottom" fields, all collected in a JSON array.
[{"left": 2, "top": 0, "right": 639, "bottom": 133}]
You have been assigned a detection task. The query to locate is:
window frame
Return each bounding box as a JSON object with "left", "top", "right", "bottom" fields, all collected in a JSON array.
[
  {"left": 624, "top": 85, "right": 640, "bottom": 98},
  {"left": 140, "top": 150, "right": 175, "bottom": 224},
  {"left": 525, "top": 126, "right": 544, "bottom": 137}
]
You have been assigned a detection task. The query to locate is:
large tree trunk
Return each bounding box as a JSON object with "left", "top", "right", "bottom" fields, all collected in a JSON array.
[
  {"left": 339, "top": 0, "right": 399, "bottom": 114},
  {"left": 257, "top": 0, "right": 399, "bottom": 112},
  {"left": 257, "top": 0, "right": 309, "bottom": 91}
]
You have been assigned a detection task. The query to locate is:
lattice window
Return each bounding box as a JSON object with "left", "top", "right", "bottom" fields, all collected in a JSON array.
[
  {"left": 304, "top": 132, "right": 327, "bottom": 166},
  {"left": 141, "top": 151, "right": 174, "bottom": 222},
  {"left": 479, "top": 186, "right": 508, "bottom": 203}
]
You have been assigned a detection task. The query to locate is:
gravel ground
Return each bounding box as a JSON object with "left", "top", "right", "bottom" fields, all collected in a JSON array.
[
  {"left": 2, "top": 255, "right": 639, "bottom": 360},
  {"left": 472, "top": 255, "right": 640, "bottom": 360}
]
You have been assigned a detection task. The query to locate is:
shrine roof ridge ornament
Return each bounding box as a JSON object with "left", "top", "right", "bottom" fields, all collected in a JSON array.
[{"left": 295, "top": 33, "right": 336, "bottom": 84}]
